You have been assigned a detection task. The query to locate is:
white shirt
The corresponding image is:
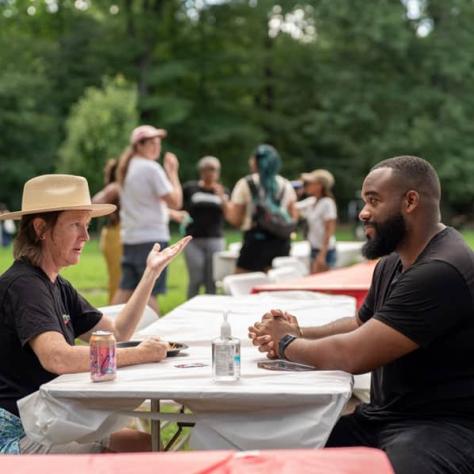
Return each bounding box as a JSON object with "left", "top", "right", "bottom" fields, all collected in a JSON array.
[
  {"left": 297, "top": 196, "right": 337, "bottom": 250},
  {"left": 231, "top": 174, "right": 296, "bottom": 231},
  {"left": 120, "top": 157, "right": 173, "bottom": 244}
]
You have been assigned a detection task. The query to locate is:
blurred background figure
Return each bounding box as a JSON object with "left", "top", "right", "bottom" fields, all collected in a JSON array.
[
  {"left": 181, "top": 156, "right": 229, "bottom": 298},
  {"left": 297, "top": 169, "right": 337, "bottom": 273},
  {"left": 347, "top": 190, "right": 366, "bottom": 241},
  {"left": 92, "top": 159, "right": 121, "bottom": 303},
  {"left": 0, "top": 203, "right": 16, "bottom": 247},
  {"left": 113, "top": 125, "right": 182, "bottom": 314},
  {"left": 226, "top": 144, "right": 297, "bottom": 273},
  {"left": 291, "top": 180, "right": 305, "bottom": 201}
]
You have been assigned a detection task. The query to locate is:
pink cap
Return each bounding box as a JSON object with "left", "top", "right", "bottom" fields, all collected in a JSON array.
[{"left": 130, "top": 125, "right": 167, "bottom": 145}]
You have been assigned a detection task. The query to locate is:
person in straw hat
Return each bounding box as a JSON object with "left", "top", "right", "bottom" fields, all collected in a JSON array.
[
  {"left": 0, "top": 174, "right": 190, "bottom": 454},
  {"left": 297, "top": 169, "right": 338, "bottom": 273}
]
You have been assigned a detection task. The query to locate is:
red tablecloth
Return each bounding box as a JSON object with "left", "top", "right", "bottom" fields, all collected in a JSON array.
[
  {"left": 1, "top": 448, "right": 393, "bottom": 474},
  {"left": 252, "top": 260, "right": 378, "bottom": 310}
]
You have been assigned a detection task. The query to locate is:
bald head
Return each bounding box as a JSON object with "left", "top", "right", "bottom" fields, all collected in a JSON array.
[{"left": 371, "top": 155, "right": 441, "bottom": 201}]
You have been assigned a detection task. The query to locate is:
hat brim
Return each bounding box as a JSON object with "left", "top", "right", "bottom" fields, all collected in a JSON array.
[
  {"left": 0, "top": 204, "right": 116, "bottom": 221},
  {"left": 131, "top": 129, "right": 167, "bottom": 145},
  {"left": 301, "top": 173, "right": 317, "bottom": 182}
]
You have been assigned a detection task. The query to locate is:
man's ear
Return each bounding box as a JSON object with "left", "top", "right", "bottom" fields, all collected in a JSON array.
[{"left": 404, "top": 190, "right": 420, "bottom": 214}]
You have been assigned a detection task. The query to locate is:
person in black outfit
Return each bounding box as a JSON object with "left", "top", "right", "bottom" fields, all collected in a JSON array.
[
  {"left": 182, "top": 156, "right": 229, "bottom": 298},
  {"left": 249, "top": 155, "right": 474, "bottom": 474},
  {"left": 0, "top": 174, "right": 190, "bottom": 453}
]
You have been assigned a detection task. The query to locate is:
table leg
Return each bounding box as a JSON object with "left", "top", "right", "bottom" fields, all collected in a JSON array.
[{"left": 151, "top": 399, "right": 160, "bottom": 451}]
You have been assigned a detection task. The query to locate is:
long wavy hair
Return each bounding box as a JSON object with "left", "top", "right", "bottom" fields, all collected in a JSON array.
[{"left": 117, "top": 138, "right": 150, "bottom": 185}]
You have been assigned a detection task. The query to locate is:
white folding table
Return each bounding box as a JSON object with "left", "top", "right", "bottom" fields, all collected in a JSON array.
[{"left": 19, "top": 293, "right": 356, "bottom": 451}]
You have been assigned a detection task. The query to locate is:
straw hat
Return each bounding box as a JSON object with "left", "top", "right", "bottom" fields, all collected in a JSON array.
[
  {"left": 0, "top": 175, "right": 116, "bottom": 220},
  {"left": 130, "top": 125, "right": 167, "bottom": 145},
  {"left": 301, "top": 169, "right": 335, "bottom": 190}
]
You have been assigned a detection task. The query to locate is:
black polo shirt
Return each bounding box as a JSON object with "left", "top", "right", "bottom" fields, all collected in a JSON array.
[
  {"left": 0, "top": 259, "right": 102, "bottom": 416},
  {"left": 358, "top": 227, "right": 474, "bottom": 423}
]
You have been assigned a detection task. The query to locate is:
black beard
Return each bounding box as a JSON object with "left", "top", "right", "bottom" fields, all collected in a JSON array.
[{"left": 362, "top": 213, "right": 407, "bottom": 259}]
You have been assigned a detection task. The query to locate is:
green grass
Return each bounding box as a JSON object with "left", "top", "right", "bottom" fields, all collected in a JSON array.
[{"left": 1, "top": 225, "right": 473, "bottom": 312}]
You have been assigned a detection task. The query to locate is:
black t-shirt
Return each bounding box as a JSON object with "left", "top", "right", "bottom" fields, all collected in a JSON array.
[
  {"left": 358, "top": 227, "right": 474, "bottom": 423},
  {"left": 0, "top": 259, "right": 102, "bottom": 416},
  {"left": 182, "top": 181, "right": 228, "bottom": 238}
]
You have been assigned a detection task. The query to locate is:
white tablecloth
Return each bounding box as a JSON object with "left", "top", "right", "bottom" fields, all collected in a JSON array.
[
  {"left": 137, "top": 292, "right": 356, "bottom": 345},
  {"left": 19, "top": 293, "right": 356, "bottom": 450}
]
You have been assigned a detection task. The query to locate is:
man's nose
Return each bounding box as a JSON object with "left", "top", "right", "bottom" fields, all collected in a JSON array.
[{"left": 359, "top": 205, "right": 370, "bottom": 222}]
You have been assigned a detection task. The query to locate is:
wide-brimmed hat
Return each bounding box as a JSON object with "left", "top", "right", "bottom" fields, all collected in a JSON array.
[
  {"left": 301, "top": 169, "right": 335, "bottom": 190},
  {"left": 0, "top": 175, "right": 116, "bottom": 220},
  {"left": 130, "top": 125, "right": 167, "bottom": 145}
]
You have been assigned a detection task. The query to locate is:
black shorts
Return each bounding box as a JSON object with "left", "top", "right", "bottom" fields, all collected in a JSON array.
[
  {"left": 236, "top": 230, "right": 290, "bottom": 272},
  {"left": 120, "top": 241, "right": 168, "bottom": 295}
]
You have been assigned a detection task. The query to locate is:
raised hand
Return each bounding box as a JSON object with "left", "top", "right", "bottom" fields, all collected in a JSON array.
[
  {"left": 163, "top": 152, "right": 179, "bottom": 176},
  {"left": 146, "top": 236, "right": 192, "bottom": 277}
]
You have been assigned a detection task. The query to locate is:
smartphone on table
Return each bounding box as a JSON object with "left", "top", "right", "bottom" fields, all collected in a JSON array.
[{"left": 257, "top": 360, "right": 317, "bottom": 372}]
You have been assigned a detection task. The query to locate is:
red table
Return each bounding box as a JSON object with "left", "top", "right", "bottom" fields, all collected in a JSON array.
[
  {"left": 0, "top": 448, "right": 393, "bottom": 474},
  {"left": 253, "top": 260, "right": 378, "bottom": 310}
]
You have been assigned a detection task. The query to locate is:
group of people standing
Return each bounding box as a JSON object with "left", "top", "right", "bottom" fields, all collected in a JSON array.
[{"left": 93, "top": 124, "right": 339, "bottom": 310}]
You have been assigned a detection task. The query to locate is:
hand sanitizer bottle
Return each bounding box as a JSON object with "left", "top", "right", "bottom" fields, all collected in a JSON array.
[{"left": 212, "top": 311, "right": 241, "bottom": 382}]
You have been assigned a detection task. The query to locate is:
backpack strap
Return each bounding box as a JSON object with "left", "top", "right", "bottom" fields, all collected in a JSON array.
[
  {"left": 275, "top": 181, "right": 285, "bottom": 205},
  {"left": 246, "top": 176, "right": 260, "bottom": 202},
  {"left": 246, "top": 175, "right": 285, "bottom": 204}
]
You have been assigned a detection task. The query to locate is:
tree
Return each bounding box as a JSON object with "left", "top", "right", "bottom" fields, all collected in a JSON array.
[{"left": 57, "top": 77, "right": 138, "bottom": 194}]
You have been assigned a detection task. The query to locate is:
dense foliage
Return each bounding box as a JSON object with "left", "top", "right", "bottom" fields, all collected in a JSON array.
[{"left": 1, "top": 0, "right": 473, "bottom": 219}]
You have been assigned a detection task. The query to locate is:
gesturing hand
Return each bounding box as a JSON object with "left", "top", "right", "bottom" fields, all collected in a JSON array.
[
  {"left": 146, "top": 236, "right": 192, "bottom": 277},
  {"left": 163, "top": 152, "right": 179, "bottom": 176}
]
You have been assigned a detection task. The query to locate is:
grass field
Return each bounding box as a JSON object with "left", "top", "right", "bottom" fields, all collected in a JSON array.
[
  {"left": 1, "top": 225, "right": 473, "bottom": 313},
  {"left": 0, "top": 224, "right": 356, "bottom": 311}
]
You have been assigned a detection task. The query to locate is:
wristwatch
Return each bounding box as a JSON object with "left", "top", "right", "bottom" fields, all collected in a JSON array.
[{"left": 278, "top": 334, "right": 298, "bottom": 360}]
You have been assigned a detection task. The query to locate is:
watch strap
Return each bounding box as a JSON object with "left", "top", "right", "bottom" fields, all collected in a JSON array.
[{"left": 278, "top": 334, "right": 297, "bottom": 360}]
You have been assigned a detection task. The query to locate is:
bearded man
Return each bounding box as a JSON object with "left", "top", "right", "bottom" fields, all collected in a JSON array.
[{"left": 249, "top": 155, "right": 474, "bottom": 474}]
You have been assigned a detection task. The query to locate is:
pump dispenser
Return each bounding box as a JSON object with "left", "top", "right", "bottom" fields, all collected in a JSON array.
[{"left": 212, "top": 311, "right": 241, "bottom": 382}]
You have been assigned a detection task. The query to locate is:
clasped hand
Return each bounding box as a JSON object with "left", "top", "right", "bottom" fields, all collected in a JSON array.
[{"left": 248, "top": 309, "right": 300, "bottom": 359}]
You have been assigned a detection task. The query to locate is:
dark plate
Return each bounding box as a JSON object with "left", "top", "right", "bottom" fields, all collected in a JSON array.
[
  {"left": 166, "top": 342, "right": 189, "bottom": 357},
  {"left": 116, "top": 340, "right": 188, "bottom": 357}
]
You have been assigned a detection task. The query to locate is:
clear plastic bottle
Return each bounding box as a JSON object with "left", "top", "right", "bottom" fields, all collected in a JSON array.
[{"left": 212, "top": 311, "right": 241, "bottom": 382}]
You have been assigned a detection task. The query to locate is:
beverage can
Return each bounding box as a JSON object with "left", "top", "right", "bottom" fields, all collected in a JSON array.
[{"left": 90, "top": 330, "right": 116, "bottom": 382}]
